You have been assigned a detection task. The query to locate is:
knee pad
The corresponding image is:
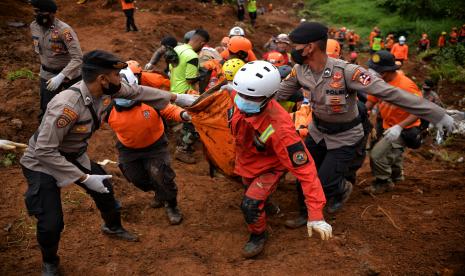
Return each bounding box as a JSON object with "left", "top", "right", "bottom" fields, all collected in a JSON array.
[{"left": 241, "top": 196, "right": 263, "bottom": 224}]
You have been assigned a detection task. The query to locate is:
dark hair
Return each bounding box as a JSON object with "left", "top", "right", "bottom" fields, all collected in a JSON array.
[
  {"left": 161, "top": 36, "right": 178, "bottom": 48},
  {"left": 82, "top": 67, "right": 112, "bottom": 83},
  {"left": 193, "top": 29, "right": 210, "bottom": 42},
  {"left": 315, "top": 39, "right": 327, "bottom": 51}
]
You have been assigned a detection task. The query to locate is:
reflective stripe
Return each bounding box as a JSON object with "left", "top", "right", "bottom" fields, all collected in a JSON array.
[{"left": 259, "top": 124, "right": 275, "bottom": 143}]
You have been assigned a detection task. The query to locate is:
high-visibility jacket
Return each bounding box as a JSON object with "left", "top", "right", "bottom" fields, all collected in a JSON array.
[
  {"left": 391, "top": 43, "right": 409, "bottom": 61},
  {"left": 140, "top": 72, "right": 170, "bottom": 91},
  {"left": 108, "top": 103, "right": 183, "bottom": 149},
  {"left": 372, "top": 37, "right": 383, "bottom": 51},
  {"left": 120, "top": 0, "right": 134, "bottom": 10}
]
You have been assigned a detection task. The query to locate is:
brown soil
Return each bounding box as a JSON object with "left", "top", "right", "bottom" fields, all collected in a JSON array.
[{"left": 1, "top": 0, "right": 464, "bottom": 275}]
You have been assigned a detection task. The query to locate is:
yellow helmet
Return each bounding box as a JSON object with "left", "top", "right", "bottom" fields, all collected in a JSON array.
[{"left": 222, "top": 58, "right": 245, "bottom": 81}]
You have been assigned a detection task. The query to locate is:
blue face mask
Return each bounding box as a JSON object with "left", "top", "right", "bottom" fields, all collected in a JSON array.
[{"left": 234, "top": 95, "right": 263, "bottom": 114}]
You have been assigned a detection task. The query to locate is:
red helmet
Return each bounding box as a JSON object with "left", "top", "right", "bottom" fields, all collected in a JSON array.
[
  {"left": 265, "top": 51, "right": 286, "bottom": 67},
  {"left": 126, "top": 60, "right": 142, "bottom": 74},
  {"left": 227, "top": 36, "right": 252, "bottom": 54}
]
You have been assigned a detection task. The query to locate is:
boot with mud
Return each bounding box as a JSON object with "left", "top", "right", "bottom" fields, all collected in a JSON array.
[
  {"left": 101, "top": 211, "right": 139, "bottom": 242},
  {"left": 42, "top": 259, "right": 60, "bottom": 276},
  {"left": 150, "top": 193, "right": 164, "bottom": 209},
  {"left": 175, "top": 148, "right": 197, "bottom": 164},
  {"left": 242, "top": 232, "right": 268, "bottom": 258},
  {"left": 364, "top": 179, "right": 395, "bottom": 194},
  {"left": 326, "top": 180, "right": 353, "bottom": 214},
  {"left": 284, "top": 213, "right": 307, "bottom": 229},
  {"left": 40, "top": 245, "right": 60, "bottom": 276},
  {"left": 165, "top": 201, "right": 183, "bottom": 225}
]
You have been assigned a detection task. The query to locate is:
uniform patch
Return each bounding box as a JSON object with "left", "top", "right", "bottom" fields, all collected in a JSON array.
[
  {"left": 56, "top": 107, "right": 78, "bottom": 128},
  {"left": 72, "top": 125, "right": 88, "bottom": 133},
  {"left": 358, "top": 73, "right": 371, "bottom": 86},
  {"left": 372, "top": 54, "right": 381, "bottom": 63},
  {"left": 142, "top": 110, "right": 151, "bottom": 119},
  {"left": 63, "top": 29, "right": 73, "bottom": 42},
  {"left": 332, "top": 71, "right": 343, "bottom": 81},
  {"left": 287, "top": 141, "right": 309, "bottom": 167},
  {"left": 284, "top": 67, "right": 297, "bottom": 81},
  {"left": 51, "top": 29, "right": 59, "bottom": 39},
  {"left": 330, "top": 81, "right": 343, "bottom": 89},
  {"left": 103, "top": 97, "right": 111, "bottom": 106},
  {"left": 351, "top": 69, "right": 362, "bottom": 81},
  {"left": 323, "top": 68, "right": 332, "bottom": 78}
]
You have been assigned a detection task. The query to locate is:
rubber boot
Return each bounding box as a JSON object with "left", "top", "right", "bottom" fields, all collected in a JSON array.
[
  {"left": 165, "top": 200, "right": 183, "bottom": 225},
  {"left": 364, "top": 179, "right": 395, "bottom": 195},
  {"left": 326, "top": 180, "right": 353, "bottom": 214},
  {"left": 150, "top": 193, "right": 164, "bottom": 209},
  {"left": 242, "top": 232, "right": 268, "bottom": 258},
  {"left": 41, "top": 245, "right": 60, "bottom": 276},
  {"left": 101, "top": 211, "right": 139, "bottom": 242}
]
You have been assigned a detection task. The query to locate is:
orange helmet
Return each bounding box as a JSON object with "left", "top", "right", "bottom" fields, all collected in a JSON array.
[
  {"left": 227, "top": 36, "right": 252, "bottom": 54},
  {"left": 326, "top": 39, "right": 341, "bottom": 58},
  {"left": 265, "top": 51, "right": 286, "bottom": 67},
  {"left": 126, "top": 60, "right": 142, "bottom": 74}
]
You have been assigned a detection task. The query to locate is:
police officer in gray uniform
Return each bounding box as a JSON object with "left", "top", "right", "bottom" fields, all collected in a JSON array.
[
  {"left": 30, "top": 0, "right": 83, "bottom": 120},
  {"left": 276, "top": 22, "right": 455, "bottom": 228},
  {"left": 20, "top": 50, "right": 197, "bottom": 276}
]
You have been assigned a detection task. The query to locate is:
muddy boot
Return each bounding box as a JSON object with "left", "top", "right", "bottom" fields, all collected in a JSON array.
[
  {"left": 242, "top": 232, "right": 268, "bottom": 258},
  {"left": 326, "top": 180, "right": 353, "bottom": 214},
  {"left": 284, "top": 213, "right": 307, "bottom": 229},
  {"left": 42, "top": 259, "right": 60, "bottom": 276},
  {"left": 165, "top": 201, "right": 183, "bottom": 225},
  {"left": 175, "top": 149, "right": 196, "bottom": 164},
  {"left": 363, "top": 179, "right": 395, "bottom": 195},
  {"left": 101, "top": 211, "right": 139, "bottom": 242},
  {"left": 150, "top": 194, "right": 164, "bottom": 209}
]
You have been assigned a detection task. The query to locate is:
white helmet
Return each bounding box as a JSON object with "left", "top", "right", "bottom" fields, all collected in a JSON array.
[
  {"left": 232, "top": 61, "right": 281, "bottom": 98},
  {"left": 229, "top": 26, "right": 245, "bottom": 37},
  {"left": 399, "top": 36, "right": 406, "bottom": 43}
]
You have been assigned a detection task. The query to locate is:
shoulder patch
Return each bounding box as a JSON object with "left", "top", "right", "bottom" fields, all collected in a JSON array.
[
  {"left": 351, "top": 69, "right": 362, "bottom": 81},
  {"left": 358, "top": 72, "right": 371, "bottom": 86},
  {"left": 284, "top": 67, "right": 297, "bottom": 81},
  {"left": 56, "top": 107, "right": 78, "bottom": 128},
  {"left": 287, "top": 141, "right": 309, "bottom": 167},
  {"left": 62, "top": 29, "right": 73, "bottom": 42}
]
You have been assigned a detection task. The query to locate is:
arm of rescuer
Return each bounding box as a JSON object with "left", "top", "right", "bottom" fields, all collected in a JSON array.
[
  {"left": 148, "top": 45, "right": 167, "bottom": 67},
  {"left": 274, "top": 66, "right": 303, "bottom": 101},
  {"left": 344, "top": 64, "right": 446, "bottom": 124},
  {"left": 270, "top": 128, "right": 326, "bottom": 221},
  {"left": 33, "top": 101, "right": 86, "bottom": 186},
  {"left": 366, "top": 94, "right": 418, "bottom": 129},
  {"left": 159, "top": 103, "right": 190, "bottom": 122},
  {"left": 59, "top": 27, "right": 83, "bottom": 79},
  {"left": 113, "top": 81, "right": 176, "bottom": 110}
]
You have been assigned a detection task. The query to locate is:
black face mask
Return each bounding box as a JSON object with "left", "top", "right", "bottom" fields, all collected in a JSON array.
[
  {"left": 102, "top": 81, "right": 121, "bottom": 96},
  {"left": 36, "top": 13, "right": 51, "bottom": 27},
  {"left": 291, "top": 48, "right": 306, "bottom": 65}
]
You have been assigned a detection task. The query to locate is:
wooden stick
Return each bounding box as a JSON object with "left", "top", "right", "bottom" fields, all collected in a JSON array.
[
  {"left": 377, "top": 206, "right": 402, "bottom": 230},
  {"left": 361, "top": 205, "right": 373, "bottom": 219}
]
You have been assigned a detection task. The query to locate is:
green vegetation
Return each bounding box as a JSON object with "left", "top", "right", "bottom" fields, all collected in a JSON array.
[
  {"left": 6, "top": 68, "right": 36, "bottom": 81},
  {"left": 300, "top": 0, "right": 463, "bottom": 46},
  {"left": 1, "top": 153, "right": 17, "bottom": 167},
  {"left": 418, "top": 44, "right": 465, "bottom": 83}
]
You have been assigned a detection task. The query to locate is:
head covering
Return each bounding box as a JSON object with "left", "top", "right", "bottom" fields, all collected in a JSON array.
[
  {"left": 31, "top": 0, "right": 57, "bottom": 12},
  {"left": 289, "top": 22, "right": 328, "bottom": 44},
  {"left": 367, "top": 50, "right": 399, "bottom": 73},
  {"left": 276, "top": 33, "right": 291, "bottom": 44},
  {"left": 83, "top": 50, "right": 127, "bottom": 70},
  {"left": 160, "top": 36, "right": 177, "bottom": 48},
  {"left": 423, "top": 79, "right": 434, "bottom": 89}
]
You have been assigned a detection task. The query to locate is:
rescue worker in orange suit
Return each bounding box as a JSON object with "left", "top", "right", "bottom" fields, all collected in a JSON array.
[
  {"left": 120, "top": 0, "right": 138, "bottom": 32},
  {"left": 459, "top": 24, "right": 465, "bottom": 43},
  {"left": 126, "top": 60, "right": 170, "bottom": 90},
  {"left": 385, "top": 34, "right": 395, "bottom": 52},
  {"left": 263, "top": 34, "right": 291, "bottom": 65},
  {"left": 449, "top": 27, "right": 458, "bottom": 45},
  {"left": 220, "top": 36, "right": 257, "bottom": 62},
  {"left": 275, "top": 22, "right": 455, "bottom": 228},
  {"left": 437, "top": 31, "right": 447, "bottom": 48},
  {"left": 390, "top": 36, "right": 408, "bottom": 64},
  {"left": 369, "top": 26, "right": 380, "bottom": 48},
  {"left": 229, "top": 60, "right": 332, "bottom": 258},
  {"left": 105, "top": 98, "right": 191, "bottom": 225}
]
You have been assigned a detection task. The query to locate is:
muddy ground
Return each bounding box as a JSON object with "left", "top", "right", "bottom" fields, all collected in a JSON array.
[{"left": 0, "top": 0, "right": 464, "bottom": 275}]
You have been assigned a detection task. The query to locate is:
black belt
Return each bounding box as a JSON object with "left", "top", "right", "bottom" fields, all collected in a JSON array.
[
  {"left": 312, "top": 114, "right": 361, "bottom": 135},
  {"left": 41, "top": 65, "right": 64, "bottom": 75},
  {"left": 59, "top": 148, "right": 87, "bottom": 162}
]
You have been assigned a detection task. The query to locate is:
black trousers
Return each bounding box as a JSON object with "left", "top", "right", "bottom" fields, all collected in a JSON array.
[
  {"left": 118, "top": 150, "right": 178, "bottom": 206},
  {"left": 39, "top": 76, "right": 81, "bottom": 122},
  {"left": 22, "top": 161, "right": 119, "bottom": 263},
  {"left": 295, "top": 135, "right": 357, "bottom": 215},
  {"left": 123, "top": 9, "right": 138, "bottom": 31},
  {"left": 237, "top": 5, "right": 245, "bottom": 21}
]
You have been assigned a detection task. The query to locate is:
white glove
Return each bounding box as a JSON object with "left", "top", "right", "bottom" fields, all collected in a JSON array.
[
  {"left": 383, "top": 124, "right": 403, "bottom": 142},
  {"left": 174, "top": 93, "right": 199, "bottom": 107},
  {"left": 434, "top": 114, "right": 456, "bottom": 133},
  {"left": 0, "top": 139, "right": 28, "bottom": 150},
  {"left": 220, "top": 83, "right": 233, "bottom": 92},
  {"left": 81, "top": 174, "right": 111, "bottom": 193},
  {"left": 181, "top": 111, "right": 192, "bottom": 121},
  {"left": 307, "top": 220, "right": 332, "bottom": 240},
  {"left": 446, "top": 109, "right": 465, "bottom": 121},
  {"left": 46, "top": 73, "right": 65, "bottom": 91},
  {"left": 144, "top": 63, "right": 153, "bottom": 70}
]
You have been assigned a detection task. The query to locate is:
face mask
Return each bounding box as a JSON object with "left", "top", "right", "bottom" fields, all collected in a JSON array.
[
  {"left": 36, "top": 13, "right": 51, "bottom": 26},
  {"left": 102, "top": 80, "right": 121, "bottom": 96},
  {"left": 114, "top": 98, "right": 136, "bottom": 107},
  {"left": 291, "top": 47, "right": 306, "bottom": 65},
  {"left": 234, "top": 95, "right": 263, "bottom": 114}
]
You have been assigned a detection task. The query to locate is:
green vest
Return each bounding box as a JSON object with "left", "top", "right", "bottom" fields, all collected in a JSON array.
[
  {"left": 247, "top": 0, "right": 257, "bottom": 12},
  {"left": 372, "top": 37, "right": 382, "bottom": 51}
]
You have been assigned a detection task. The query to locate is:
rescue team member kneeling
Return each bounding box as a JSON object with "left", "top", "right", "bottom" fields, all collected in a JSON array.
[
  {"left": 230, "top": 61, "right": 331, "bottom": 258},
  {"left": 20, "top": 50, "right": 197, "bottom": 276},
  {"left": 276, "top": 22, "right": 455, "bottom": 229},
  {"left": 105, "top": 99, "right": 192, "bottom": 225}
]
